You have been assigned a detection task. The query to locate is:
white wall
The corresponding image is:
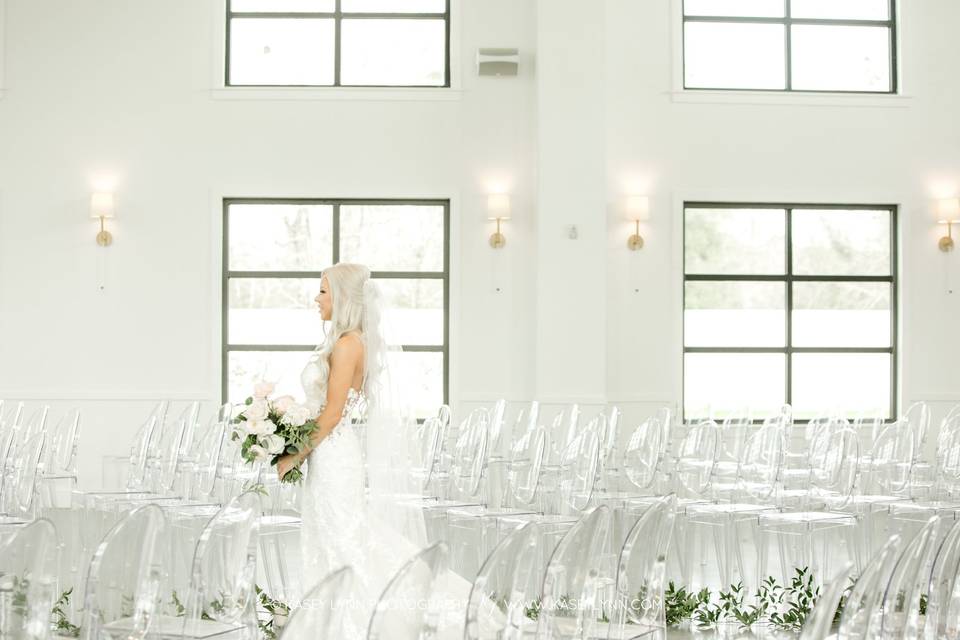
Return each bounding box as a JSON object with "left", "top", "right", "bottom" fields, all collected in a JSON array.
[{"left": 0, "top": 0, "right": 958, "bottom": 486}]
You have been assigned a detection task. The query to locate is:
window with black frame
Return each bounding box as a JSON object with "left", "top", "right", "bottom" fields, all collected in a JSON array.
[
  {"left": 683, "top": 203, "right": 897, "bottom": 422},
  {"left": 682, "top": 0, "right": 897, "bottom": 93},
  {"left": 222, "top": 199, "right": 449, "bottom": 419},
  {"left": 225, "top": 0, "right": 450, "bottom": 87}
]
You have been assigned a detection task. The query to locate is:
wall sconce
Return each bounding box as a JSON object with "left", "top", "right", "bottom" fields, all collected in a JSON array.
[
  {"left": 91, "top": 192, "right": 115, "bottom": 246},
  {"left": 938, "top": 198, "right": 959, "bottom": 252},
  {"left": 625, "top": 195, "right": 649, "bottom": 250},
  {"left": 487, "top": 194, "right": 511, "bottom": 249}
]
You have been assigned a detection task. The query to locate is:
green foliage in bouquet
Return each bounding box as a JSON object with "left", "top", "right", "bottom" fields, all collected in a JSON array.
[{"left": 230, "top": 386, "right": 317, "bottom": 484}]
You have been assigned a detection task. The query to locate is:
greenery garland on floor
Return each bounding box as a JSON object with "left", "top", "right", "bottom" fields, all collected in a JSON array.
[{"left": 517, "top": 567, "right": 858, "bottom": 632}]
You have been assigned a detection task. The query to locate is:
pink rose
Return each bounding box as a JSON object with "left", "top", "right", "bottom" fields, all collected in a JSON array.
[
  {"left": 273, "top": 395, "right": 296, "bottom": 414},
  {"left": 253, "top": 381, "right": 276, "bottom": 399}
]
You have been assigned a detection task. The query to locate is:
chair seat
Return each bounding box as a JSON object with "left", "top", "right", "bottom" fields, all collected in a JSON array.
[
  {"left": 105, "top": 614, "right": 243, "bottom": 639},
  {"left": 759, "top": 510, "right": 856, "bottom": 526},
  {"left": 445, "top": 505, "right": 537, "bottom": 519},
  {"left": 686, "top": 503, "right": 774, "bottom": 523},
  {"left": 889, "top": 500, "right": 960, "bottom": 519}
]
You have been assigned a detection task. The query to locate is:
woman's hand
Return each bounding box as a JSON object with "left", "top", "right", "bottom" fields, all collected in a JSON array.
[{"left": 276, "top": 451, "right": 305, "bottom": 480}]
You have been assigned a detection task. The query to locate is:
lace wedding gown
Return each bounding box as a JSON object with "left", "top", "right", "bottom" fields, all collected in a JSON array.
[{"left": 298, "top": 355, "right": 470, "bottom": 639}]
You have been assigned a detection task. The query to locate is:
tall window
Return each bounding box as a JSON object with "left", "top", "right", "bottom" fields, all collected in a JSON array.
[
  {"left": 222, "top": 198, "right": 449, "bottom": 419},
  {"left": 683, "top": 0, "right": 897, "bottom": 93},
  {"left": 683, "top": 203, "right": 897, "bottom": 422},
  {"left": 226, "top": 0, "right": 450, "bottom": 87}
]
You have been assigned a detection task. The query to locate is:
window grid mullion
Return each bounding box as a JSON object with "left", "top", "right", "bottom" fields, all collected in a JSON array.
[
  {"left": 332, "top": 202, "right": 341, "bottom": 263},
  {"left": 889, "top": 0, "right": 898, "bottom": 92},
  {"left": 785, "top": 206, "right": 793, "bottom": 407},
  {"left": 784, "top": 0, "right": 792, "bottom": 91},
  {"left": 334, "top": 0, "right": 342, "bottom": 87},
  {"left": 682, "top": 16, "right": 894, "bottom": 27}
]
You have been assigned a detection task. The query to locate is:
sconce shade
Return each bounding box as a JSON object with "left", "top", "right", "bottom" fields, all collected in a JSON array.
[
  {"left": 91, "top": 192, "right": 115, "bottom": 219},
  {"left": 487, "top": 194, "right": 511, "bottom": 220},
  {"left": 938, "top": 198, "right": 960, "bottom": 223},
  {"left": 625, "top": 195, "right": 650, "bottom": 221}
]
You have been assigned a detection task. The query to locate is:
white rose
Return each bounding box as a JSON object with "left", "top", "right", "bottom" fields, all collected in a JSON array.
[
  {"left": 243, "top": 399, "right": 268, "bottom": 422},
  {"left": 248, "top": 444, "right": 270, "bottom": 463},
  {"left": 259, "top": 434, "right": 286, "bottom": 456},
  {"left": 248, "top": 419, "right": 277, "bottom": 437},
  {"left": 254, "top": 381, "right": 275, "bottom": 399},
  {"left": 280, "top": 404, "right": 312, "bottom": 428},
  {"left": 273, "top": 613, "right": 288, "bottom": 629},
  {"left": 273, "top": 395, "right": 296, "bottom": 414}
]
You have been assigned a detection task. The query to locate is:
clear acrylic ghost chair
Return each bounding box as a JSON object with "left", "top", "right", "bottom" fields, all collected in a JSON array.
[
  {"left": 84, "top": 418, "right": 189, "bottom": 528},
  {"left": 278, "top": 566, "right": 355, "bottom": 640},
  {"left": 0, "top": 430, "right": 46, "bottom": 526},
  {"left": 834, "top": 418, "right": 916, "bottom": 557},
  {"left": 173, "top": 404, "right": 229, "bottom": 500},
  {"left": 798, "top": 561, "right": 854, "bottom": 640},
  {"left": 593, "top": 414, "right": 663, "bottom": 505},
  {"left": 0, "top": 518, "right": 59, "bottom": 639},
  {"left": 18, "top": 407, "right": 50, "bottom": 443},
  {"left": 80, "top": 503, "right": 167, "bottom": 640},
  {"left": 922, "top": 518, "right": 960, "bottom": 640},
  {"left": 903, "top": 401, "right": 934, "bottom": 498},
  {"left": 932, "top": 413, "right": 960, "bottom": 501},
  {"left": 445, "top": 427, "right": 543, "bottom": 576},
  {"left": 179, "top": 413, "right": 229, "bottom": 504},
  {"left": 494, "top": 429, "right": 583, "bottom": 566},
  {"left": 173, "top": 402, "right": 203, "bottom": 463},
  {"left": 685, "top": 421, "right": 782, "bottom": 593},
  {"left": 480, "top": 400, "right": 511, "bottom": 510},
  {"left": 837, "top": 534, "right": 903, "bottom": 640},
  {"left": 367, "top": 542, "right": 449, "bottom": 640},
  {"left": 463, "top": 522, "right": 539, "bottom": 640},
  {"left": 556, "top": 425, "right": 602, "bottom": 516},
  {"left": 606, "top": 495, "right": 676, "bottom": 640},
  {"left": 711, "top": 411, "right": 751, "bottom": 481},
  {"left": 757, "top": 421, "right": 861, "bottom": 588},
  {"left": 0, "top": 408, "right": 48, "bottom": 503},
  {"left": 536, "top": 505, "right": 611, "bottom": 640},
  {"left": 430, "top": 404, "right": 453, "bottom": 486},
  {"left": 871, "top": 517, "right": 940, "bottom": 639},
  {"left": 595, "top": 406, "right": 622, "bottom": 493},
  {"left": 128, "top": 402, "right": 169, "bottom": 491},
  {"left": 37, "top": 409, "right": 81, "bottom": 509},
  {"left": 546, "top": 405, "right": 580, "bottom": 465},
  {"left": 412, "top": 412, "right": 490, "bottom": 544},
  {"left": 404, "top": 415, "right": 441, "bottom": 484},
  {"left": 157, "top": 491, "right": 261, "bottom": 639}
]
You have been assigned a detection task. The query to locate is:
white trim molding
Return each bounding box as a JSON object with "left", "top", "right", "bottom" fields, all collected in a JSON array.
[
  {"left": 670, "top": 90, "right": 912, "bottom": 109},
  {"left": 0, "top": 391, "right": 212, "bottom": 401},
  {"left": 211, "top": 87, "right": 462, "bottom": 102}
]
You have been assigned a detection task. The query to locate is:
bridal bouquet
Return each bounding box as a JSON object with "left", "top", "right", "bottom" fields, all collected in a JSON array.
[{"left": 231, "top": 381, "right": 317, "bottom": 484}]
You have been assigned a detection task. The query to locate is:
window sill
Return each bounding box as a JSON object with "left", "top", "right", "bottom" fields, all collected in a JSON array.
[
  {"left": 670, "top": 90, "right": 913, "bottom": 108},
  {"left": 210, "top": 87, "right": 463, "bottom": 102}
]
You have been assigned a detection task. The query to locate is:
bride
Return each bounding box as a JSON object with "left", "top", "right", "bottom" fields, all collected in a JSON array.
[{"left": 274, "top": 262, "right": 455, "bottom": 638}]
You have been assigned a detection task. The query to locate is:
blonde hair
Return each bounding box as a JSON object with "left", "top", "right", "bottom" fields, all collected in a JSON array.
[{"left": 311, "top": 263, "right": 371, "bottom": 396}]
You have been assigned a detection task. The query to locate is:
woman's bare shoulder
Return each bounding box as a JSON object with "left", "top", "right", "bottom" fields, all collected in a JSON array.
[{"left": 331, "top": 332, "right": 364, "bottom": 361}]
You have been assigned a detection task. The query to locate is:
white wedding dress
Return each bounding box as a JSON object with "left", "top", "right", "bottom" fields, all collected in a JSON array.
[{"left": 298, "top": 355, "right": 471, "bottom": 639}]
